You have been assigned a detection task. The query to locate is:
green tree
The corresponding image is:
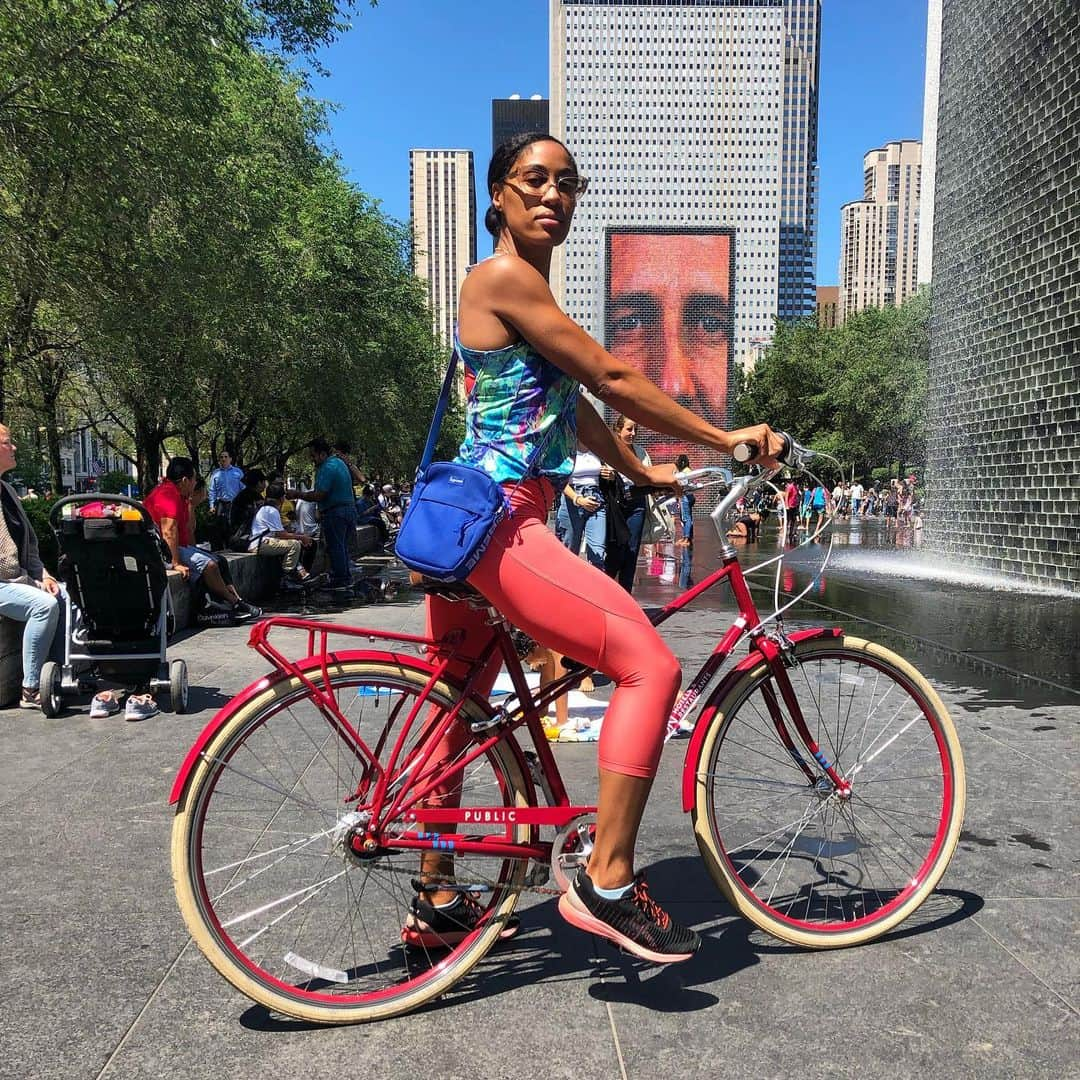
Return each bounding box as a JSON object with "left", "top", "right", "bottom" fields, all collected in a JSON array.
[
  {"left": 0, "top": 0, "right": 378, "bottom": 433},
  {"left": 735, "top": 293, "right": 930, "bottom": 478}
]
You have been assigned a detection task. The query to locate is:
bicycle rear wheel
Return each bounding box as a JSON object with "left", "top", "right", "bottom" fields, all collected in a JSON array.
[
  {"left": 172, "top": 658, "right": 530, "bottom": 1023},
  {"left": 692, "top": 635, "right": 965, "bottom": 948}
]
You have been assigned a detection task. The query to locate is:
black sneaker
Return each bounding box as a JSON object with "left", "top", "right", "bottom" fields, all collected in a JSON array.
[
  {"left": 401, "top": 880, "right": 520, "bottom": 950},
  {"left": 558, "top": 868, "right": 699, "bottom": 963},
  {"left": 19, "top": 688, "right": 41, "bottom": 710},
  {"left": 233, "top": 601, "right": 262, "bottom": 620}
]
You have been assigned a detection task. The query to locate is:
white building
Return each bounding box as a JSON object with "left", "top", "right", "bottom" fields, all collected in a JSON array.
[
  {"left": 839, "top": 140, "right": 922, "bottom": 322},
  {"left": 549, "top": 0, "right": 821, "bottom": 377},
  {"left": 409, "top": 149, "right": 477, "bottom": 347},
  {"left": 60, "top": 422, "right": 136, "bottom": 493}
]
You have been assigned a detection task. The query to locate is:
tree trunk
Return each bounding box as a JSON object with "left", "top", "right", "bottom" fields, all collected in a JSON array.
[
  {"left": 183, "top": 430, "right": 201, "bottom": 474},
  {"left": 44, "top": 416, "right": 63, "bottom": 493},
  {"left": 135, "top": 417, "right": 163, "bottom": 494}
]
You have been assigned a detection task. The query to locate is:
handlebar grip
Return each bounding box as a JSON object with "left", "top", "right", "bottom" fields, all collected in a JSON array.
[
  {"left": 776, "top": 432, "right": 794, "bottom": 465},
  {"left": 733, "top": 432, "right": 802, "bottom": 467}
]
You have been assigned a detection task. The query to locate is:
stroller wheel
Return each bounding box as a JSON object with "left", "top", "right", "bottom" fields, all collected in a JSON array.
[
  {"left": 39, "top": 662, "right": 63, "bottom": 718},
  {"left": 169, "top": 660, "right": 189, "bottom": 714}
]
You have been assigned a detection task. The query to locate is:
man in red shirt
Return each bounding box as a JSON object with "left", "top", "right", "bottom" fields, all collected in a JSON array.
[{"left": 145, "top": 458, "right": 259, "bottom": 619}]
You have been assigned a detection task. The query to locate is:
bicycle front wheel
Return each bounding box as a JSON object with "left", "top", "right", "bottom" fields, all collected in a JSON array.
[
  {"left": 692, "top": 635, "right": 965, "bottom": 948},
  {"left": 172, "top": 658, "right": 530, "bottom": 1023}
]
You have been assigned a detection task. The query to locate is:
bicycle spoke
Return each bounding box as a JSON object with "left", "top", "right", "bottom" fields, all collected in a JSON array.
[
  {"left": 179, "top": 665, "right": 530, "bottom": 1018},
  {"left": 698, "top": 644, "right": 961, "bottom": 939}
]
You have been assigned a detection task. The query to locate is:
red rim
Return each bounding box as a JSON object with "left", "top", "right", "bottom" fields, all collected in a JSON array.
[
  {"left": 709, "top": 650, "right": 956, "bottom": 936},
  {"left": 186, "top": 677, "right": 520, "bottom": 1009}
]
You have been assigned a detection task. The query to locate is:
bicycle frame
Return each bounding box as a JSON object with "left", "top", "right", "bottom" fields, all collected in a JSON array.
[{"left": 170, "top": 535, "right": 848, "bottom": 869}]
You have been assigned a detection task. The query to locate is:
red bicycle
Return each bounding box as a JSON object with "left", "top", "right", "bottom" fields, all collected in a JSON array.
[{"left": 170, "top": 447, "right": 966, "bottom": 1023}]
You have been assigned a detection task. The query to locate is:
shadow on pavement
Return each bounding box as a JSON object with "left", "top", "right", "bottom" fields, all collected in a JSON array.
[
  {"left": 233, "top": 859, "right": 983, "bottom": 1032},
  {"left": 710, "top": 887, "right": 984, "bottom": 956}
]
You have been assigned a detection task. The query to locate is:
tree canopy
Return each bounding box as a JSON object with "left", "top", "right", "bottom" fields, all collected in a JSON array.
[
  {"left": 735, "top": 292, "right": 930, "bottom": 480},
  {"left": 1, "top": 0, "right": 448, "bottom": 492}
]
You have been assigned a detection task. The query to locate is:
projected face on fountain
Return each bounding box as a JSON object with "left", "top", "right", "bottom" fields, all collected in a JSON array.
[{"left": 606, "top": 228, "right": 735, "bottom": 466}]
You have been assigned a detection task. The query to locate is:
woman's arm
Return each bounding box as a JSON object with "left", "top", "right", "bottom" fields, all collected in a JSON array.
[
  {"left": 464, "top": 257, "right": 784, "bottom": 465},
  {"left": 159, "top": 516, "right": 189, "bottom": 577}
]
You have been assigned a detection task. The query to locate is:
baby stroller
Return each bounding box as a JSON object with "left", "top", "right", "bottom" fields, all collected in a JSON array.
[{"left": 39, "top": 494, "right": 188, "bottom": 718}]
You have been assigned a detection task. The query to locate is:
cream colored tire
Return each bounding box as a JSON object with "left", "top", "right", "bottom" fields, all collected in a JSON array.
[
  {"left": 172, "top": 658, "right": 530, "bottom": 1023},
  {"left": 692, "top": 636, "right": 965, "bottom": 949}
]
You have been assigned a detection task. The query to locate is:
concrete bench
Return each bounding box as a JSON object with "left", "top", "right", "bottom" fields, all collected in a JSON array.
[
  {"left": 0, "top": 615, "right": 23, "bottom": 706},
  {"left": 169, "top": 524, "right": 382, "bottom": 630}
]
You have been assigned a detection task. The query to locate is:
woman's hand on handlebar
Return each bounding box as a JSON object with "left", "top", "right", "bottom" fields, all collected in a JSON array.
[
  {"left": 724, "top": 424, "right": 787, "bottom": 469},
  {"left": 643, "top": 462, "right": 684, "bottom": 498}
]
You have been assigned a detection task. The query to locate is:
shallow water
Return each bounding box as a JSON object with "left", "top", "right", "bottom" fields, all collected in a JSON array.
[{"left": 633, "top": 518, "right": 1080, "bottom": 703}]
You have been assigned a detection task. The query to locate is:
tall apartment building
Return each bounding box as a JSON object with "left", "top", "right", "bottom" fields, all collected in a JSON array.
[
  {"left": 549, "top": 0, "right": 821, "bottom": 389},
  {"left": 839, "top": 140, "right": 921, "bottom": 321},
  {"left": 409, "top": 149, "right": 477, "bottom": 346},
  {"left": 492, "top": 95, "right": 550, "bottom": 154}
]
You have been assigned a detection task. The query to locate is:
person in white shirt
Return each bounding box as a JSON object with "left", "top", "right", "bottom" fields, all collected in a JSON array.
[
  {"left": 554, "top": 446, "right": 607, "bottom": 569},
  {"left": 249, "top": 482, "right": 315, "bottom": 586},
  {"left": 850, "top": 481, "right": 865, "bottom": 518},
  {"left": 292, "top": 479, "right": 320, "bottom": 540}
]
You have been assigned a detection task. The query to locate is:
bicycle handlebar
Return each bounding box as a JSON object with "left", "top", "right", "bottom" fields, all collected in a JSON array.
[{"left": 732, "top": 432, "right": 814, "bottom": 471}]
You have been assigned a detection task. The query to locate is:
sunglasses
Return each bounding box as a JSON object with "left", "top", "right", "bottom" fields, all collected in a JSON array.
[{"left": 503, "top": 170, "right": 589, "bottom": 199}]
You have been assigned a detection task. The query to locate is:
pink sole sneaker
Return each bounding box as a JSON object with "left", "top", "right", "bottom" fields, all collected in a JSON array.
[{"left": 557, "top": 892, "right": 695, "bottom": 965}]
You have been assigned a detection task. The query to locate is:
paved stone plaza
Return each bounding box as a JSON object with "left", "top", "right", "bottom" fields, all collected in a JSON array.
[{"left": 1, "top": 557, "right": 1077, "bottom": 1080}]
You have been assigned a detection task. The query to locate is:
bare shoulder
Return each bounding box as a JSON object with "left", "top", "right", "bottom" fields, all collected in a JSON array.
[{"left": 465, "top": 253, "right": 552, "bottom": 300}]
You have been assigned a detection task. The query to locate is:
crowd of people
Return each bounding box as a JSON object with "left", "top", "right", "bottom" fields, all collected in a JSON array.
[
  {"left": 195, "top": 438, "right": 413, "bottom": 602},
  {"left": 771, "top": 475, "right": 921, "bottom": 543}
]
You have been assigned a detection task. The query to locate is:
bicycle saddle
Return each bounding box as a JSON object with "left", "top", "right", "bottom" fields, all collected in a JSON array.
[{"left": 408, "top": 571, "right": 483, "bottom": 602}]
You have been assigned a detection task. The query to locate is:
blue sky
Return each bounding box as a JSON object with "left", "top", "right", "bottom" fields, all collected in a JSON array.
[{"left": 312, "top": 1, "right": 928, "bottom": 286}]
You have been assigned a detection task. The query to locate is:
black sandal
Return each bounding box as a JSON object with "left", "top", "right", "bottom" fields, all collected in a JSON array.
[{"left": 401, "top": 880, "right": 521, "bottom": 949}]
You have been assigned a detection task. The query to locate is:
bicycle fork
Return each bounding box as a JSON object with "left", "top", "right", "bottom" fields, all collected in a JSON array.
[{"left": 755, "top": 631, "right": 851, "bottom": 799}]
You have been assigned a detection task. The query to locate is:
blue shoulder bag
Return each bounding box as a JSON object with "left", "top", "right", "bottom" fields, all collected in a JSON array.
[
  {"left": 395, "top": 347, "right": 570, "bottom": 582},
  {"left": 395, "top": 349, "right": 505, "bottom": 582}
]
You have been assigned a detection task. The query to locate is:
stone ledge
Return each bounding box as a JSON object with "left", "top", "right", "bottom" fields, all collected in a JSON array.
[
  {"left": 171, "top": 525, "right": 382, "bottom": 629},
  {"left": 0, "top": 615, "right": 23, "bottom": 707}
]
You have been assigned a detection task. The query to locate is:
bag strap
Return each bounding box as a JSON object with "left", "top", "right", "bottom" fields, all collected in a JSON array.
[{"left": 416, "top": 346, "right": 460, "bottom": 479}]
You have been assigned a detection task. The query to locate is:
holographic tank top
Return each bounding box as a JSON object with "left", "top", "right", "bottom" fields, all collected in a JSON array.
[{"left": 454, "top": 336, "right": 579, "bottom": 485}]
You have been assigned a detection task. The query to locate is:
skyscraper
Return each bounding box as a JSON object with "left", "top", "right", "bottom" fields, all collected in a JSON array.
[
  {"left": 409, "top": 149, "right": 477, "bottom": 347},
  {"left": 549, "top": 0, "right": 821, "bottom": 420},
  {"left": 492, "top": 95, "right": 550, "bottom": 155},
  {"left": 838, "top": 140, "right": 921, "bottom": 322}
]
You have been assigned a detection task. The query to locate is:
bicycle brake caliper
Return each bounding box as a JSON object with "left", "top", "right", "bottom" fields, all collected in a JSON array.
[{"left": 770, "top": 622, "right": 799, "bottom": 668}]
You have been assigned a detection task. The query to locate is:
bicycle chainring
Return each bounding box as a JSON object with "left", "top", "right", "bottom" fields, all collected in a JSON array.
[{"left": 550, "top": 813, "right": 597, "bottom": 893}]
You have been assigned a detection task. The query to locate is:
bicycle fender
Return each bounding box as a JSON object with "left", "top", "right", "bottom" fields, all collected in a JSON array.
[
  {"left": 168, "top": 650, "right": 489, "bottom": 806},
  {"left": 680, "top": 627, "right": 843, "bottom": 812}
]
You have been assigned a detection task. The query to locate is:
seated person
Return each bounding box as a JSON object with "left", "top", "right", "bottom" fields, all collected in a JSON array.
[
  {"left": 727, "top": 510, "right": 762, "bottom": 542},
  {"left": 144, "top": 457, "right": 260, "bottom": 620},
  {"left": 378, "top": 484, "right": 403, "bottom": 528},
  {"left": 228, "top": 468, "right": 266, "bottom": 551},
  {"left": 356, "top": 484, "right": 390, "bottom": 547},
  {"left": 0, "top": 423, "right": 62, "bottom": 708},
  {"left": 249, "top": 483, "right": 316, "bottom": 587},
  {"left": 291, "top": 478, "right": 320, "bottom": 572}
]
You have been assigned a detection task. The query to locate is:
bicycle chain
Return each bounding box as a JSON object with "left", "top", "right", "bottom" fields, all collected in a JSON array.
[{"left": 346, "top": 846, "right": 565, "bottom": 897}]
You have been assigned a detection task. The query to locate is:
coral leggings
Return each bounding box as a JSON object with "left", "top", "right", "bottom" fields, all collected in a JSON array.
[{"left": 426, "top": 478, "right": 681, "bottom": 779}]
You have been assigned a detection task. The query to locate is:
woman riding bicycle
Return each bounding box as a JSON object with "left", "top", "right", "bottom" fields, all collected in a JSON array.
[{"left": 416, "top": 132, "right": 785, "bottom": 964}]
